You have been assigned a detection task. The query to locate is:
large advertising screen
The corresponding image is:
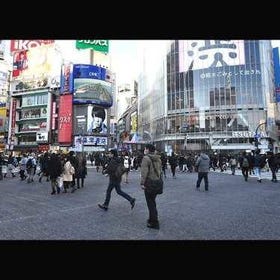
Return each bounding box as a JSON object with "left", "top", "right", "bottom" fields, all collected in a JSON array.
[
  {"left": 73, "top": 79, "right": 112, "bottom": 107},
  {"left": 72, "top": 64, "right": 112, "bottom": 107},
  {"left": 179, "top": 40, "right": 245, "bottom": 72},
  {"left": 73, "top": 104, "right": 107, "bottom": 135}
]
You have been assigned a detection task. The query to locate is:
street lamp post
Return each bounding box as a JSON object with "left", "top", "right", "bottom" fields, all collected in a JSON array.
[{"left": 255, "top": 122, "right": 266, "bottom": 150}]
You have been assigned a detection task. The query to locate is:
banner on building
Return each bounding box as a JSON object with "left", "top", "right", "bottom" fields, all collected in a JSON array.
[{"left": 60, "top": 63, "right": 74, "bottom": 94}]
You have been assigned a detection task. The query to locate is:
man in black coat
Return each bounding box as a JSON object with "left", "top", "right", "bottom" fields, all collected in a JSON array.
[{"left": 98, "top": 149, "right": 136, "bottom": 211}]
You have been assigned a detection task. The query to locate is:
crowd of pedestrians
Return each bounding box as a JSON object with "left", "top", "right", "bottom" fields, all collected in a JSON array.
[{"left": 1, "top": 147, "right": 280, "bottom": 230}]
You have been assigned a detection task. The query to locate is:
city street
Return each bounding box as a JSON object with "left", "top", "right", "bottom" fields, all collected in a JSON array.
[{"left": 1, "top": 165, "right": 280, "bottom": 240}]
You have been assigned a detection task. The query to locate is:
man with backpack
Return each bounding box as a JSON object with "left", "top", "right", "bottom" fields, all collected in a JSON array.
[{"left": 98, "top": 149, "right": 136, "bottom": 211}]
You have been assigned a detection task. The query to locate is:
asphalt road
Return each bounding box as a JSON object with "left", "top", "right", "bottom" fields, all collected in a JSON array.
[{"left": 1, "top": 165, "right": 280, "bottom": 240}]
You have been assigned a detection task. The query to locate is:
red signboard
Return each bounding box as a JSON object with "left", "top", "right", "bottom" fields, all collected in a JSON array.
[
  {"left": 58, "top": 95, "right": 73, "bottom": 144},
  {"left": 10, "top": 40, "right": 54, "bottom": 53}
]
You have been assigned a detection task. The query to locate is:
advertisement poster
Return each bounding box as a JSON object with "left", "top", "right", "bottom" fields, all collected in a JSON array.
[{"left": 74, "top": 104, "right": 107, "bottom": 135}]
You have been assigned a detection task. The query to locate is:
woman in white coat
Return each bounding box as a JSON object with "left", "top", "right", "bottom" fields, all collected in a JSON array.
[{"left": 63, "top": 155, "right": 76, "bottom": 193}]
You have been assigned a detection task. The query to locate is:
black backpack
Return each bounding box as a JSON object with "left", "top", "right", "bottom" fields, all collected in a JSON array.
[{"left": 115, "top": 162, "right": 126, "bottom": 178}]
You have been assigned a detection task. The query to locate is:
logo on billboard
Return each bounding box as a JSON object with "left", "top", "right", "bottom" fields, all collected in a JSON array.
[
  {"left": 10, "top": 40, "right": 54, "bottom": 53},
  {"left": 179, "top": 40, "right": 245, "bottom": 71}
]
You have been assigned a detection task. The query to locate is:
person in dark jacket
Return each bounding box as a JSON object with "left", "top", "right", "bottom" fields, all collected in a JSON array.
[
  {"left": 140, "top": 144, "right": 162, "bottom": 229},
  {"left": 47, "top": 153, "right": 63, "bottom": 195},
  {"left": 195, "top": 151, "right": 210, "bottom": 191},
  {"left": 267, "top": 152, "right": 278, "bottom": 182},
  {"left": 98, "top": 149, "right": 136, "bottom": 211},
  {"left": 76, "top": 153, "right": 87, "bottom": 188},
  {"left": 168, "top": 152, "right": 177, "bottom": 178},
  {"left": 240, "top": 151, "right": 250, "bottom": 181}
]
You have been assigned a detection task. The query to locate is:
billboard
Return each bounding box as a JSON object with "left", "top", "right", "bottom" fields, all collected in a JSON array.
[
  {"left": 273, "top": 48, "right": 280, "bottom": 103},
  {"left": 10, "top": 40, "right": 54, "bottom": 53},
  {"left": 179, "top": 40, "right": 245, "bottom": 72},
  {"left": 73, "top": 104, "right": 107, "bottom": 135},
  {"left": 58, "top": 95, "right": 73, "bottom": 144},
  {"left": 12, "top": 50, "right": 28, "bottom": 77},
  {"left": 76, "top": 40, "right": 109, "bottom": 53},
  {"left": 12, "top": 44, "right": 58, "bottom": 79},
  {"left": 60, "top": 63, "right": 74, "bottom": 94}
]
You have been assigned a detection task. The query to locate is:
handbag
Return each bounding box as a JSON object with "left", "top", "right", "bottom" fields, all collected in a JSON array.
[{"left": 145, "top": 156, "right": 163, "bottom": 195}]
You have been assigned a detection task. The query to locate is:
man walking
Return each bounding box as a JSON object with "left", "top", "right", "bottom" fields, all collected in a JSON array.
[
  {"left": 98, "top": 149, "right": 136, "bottom": 211},
  {"left": 195, "top": 151, "right": 210, "bottom": 191},
  {"left": 140, "top": 144, "right": 162, "bottom": 230}
]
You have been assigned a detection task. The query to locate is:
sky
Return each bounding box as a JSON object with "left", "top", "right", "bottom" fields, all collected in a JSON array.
[
  {"left": 55, "top": 40, "right": 143, "bottom": 85},
  {"left": 55, "top": 40, "right": 168, "bottom": 86}
]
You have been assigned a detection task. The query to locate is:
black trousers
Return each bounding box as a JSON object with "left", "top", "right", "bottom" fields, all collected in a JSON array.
[
  {"left": 104, "top": 180, "right": 133, "bottom": 206},
  {"left": 196, "top": 172, "right": 209, "bottom": 190},
  {"left": 144, "top": 190, "right": 158, "bottom": 224}
]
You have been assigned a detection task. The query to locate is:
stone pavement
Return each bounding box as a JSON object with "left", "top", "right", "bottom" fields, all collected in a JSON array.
[{"left": 1, "top": 165, "right": 280, "bottom": 240}]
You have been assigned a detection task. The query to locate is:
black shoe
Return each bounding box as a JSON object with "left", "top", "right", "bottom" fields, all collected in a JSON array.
[
  {"left": 56, "top": 188, "right": 60, "bottom": 194},
  {"left": 131, "top": 198, "right": 136, "bottom": 209},
  {"left": 71, "top": 188, "right": 76, "bottom": 193},
  {"left": 51, "top": 191, "right": 56, "bottom": 195},
  {"left": 98, "top": 204, "right": 108, "bottom": 211},
  {"left": 147, "top": 222, "right": 159, "bottom": 229}
]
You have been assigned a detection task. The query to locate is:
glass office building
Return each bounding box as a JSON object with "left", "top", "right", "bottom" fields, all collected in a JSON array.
[{"left": 139, "top": 40, "right": 279, "bottom": 153}]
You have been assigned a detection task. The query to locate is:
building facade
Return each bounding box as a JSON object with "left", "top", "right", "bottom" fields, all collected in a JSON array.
[{"left": 139, "top": 40, "right": 280, "bottom": 154}]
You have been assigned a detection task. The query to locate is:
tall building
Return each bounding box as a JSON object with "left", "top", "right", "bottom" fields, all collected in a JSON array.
[
  {"left": 139, "top": 40, "right": 279, "bottom": 154},
  {"left": 0, "top": 40, "right": 11, "bottom": 152}
]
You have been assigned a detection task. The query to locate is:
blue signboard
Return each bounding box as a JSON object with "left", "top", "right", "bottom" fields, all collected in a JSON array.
[
  {"left": 273, "top": 48, "right": 280, "bottom": 102},
  {"left": 73, "top": 64, "right": 106, "bottom": 81}
]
